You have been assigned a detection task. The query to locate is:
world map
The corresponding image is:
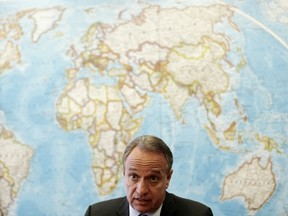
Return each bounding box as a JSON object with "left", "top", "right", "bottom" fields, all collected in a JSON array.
[{"left": 0, "top": 0, "right": 287, "bottom": 215}]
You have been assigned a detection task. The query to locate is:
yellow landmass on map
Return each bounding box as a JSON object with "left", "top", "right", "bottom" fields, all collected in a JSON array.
[
  {"left": 0, "top": 41, "right": 21, "bottom": 75},
  {"left": 0, "top": 14, "right": 22, "bottom": 75},
  {"left": 0, "top": 6, "right": 65, "bottom": 75},
  {"left": 221, "top": 157, "right": 276, "bottom": 211},
  {"left": 56, "top": 79, "right": 143, "bottom": 195},
  {"left": 0, "top": 125, "right": 33, "bottom": 216},
  {"left": 256, "top": 134, "right": 280, "bottom": 152},
  {"left": 27, "top": 7, "right": 66, "bottom": 43},
  {"left": 96, "top": 4, "right": 235, "bottom": 121}
]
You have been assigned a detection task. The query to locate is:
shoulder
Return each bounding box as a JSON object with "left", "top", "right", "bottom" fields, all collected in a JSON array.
[
  {"left": 163, "top": 192, "right": 213, "bottom": 216},
  {"left": 90, "top": 197, "right": 125, "bottom": 208},
  {"left": 84, "top": 197, "right": 127, "bottom": 216},
  {"left": 169, "top": 193, "right": 209, "bottom": 208}
]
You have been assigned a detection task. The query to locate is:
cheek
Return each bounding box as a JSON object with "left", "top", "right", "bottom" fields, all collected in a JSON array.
[
  {"left": 123, "top": 177, "right": 131, "bottom": 193},
  {"left": 125, "top": 181, "right": 136, "bottom": 195},
  {"left": 151, "top": 183, "right": 167, "bottom": 194}
]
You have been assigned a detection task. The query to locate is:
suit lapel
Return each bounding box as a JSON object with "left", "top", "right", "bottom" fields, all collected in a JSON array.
[
  {"left": 115, "top": 193, "right": 176, "bottom": 216},
  {"left": 116, "top": 197, "right": 129, "bottom": 216},
  {"left": 160, "top": 192, "right": 177, "bottom": 216}
]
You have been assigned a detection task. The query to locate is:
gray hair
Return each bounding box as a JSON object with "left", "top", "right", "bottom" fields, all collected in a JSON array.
[{"left": 122, "top": 135, "right": 173, "bottom": 173}]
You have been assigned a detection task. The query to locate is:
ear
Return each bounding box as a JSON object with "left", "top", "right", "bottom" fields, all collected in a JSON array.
[
  {"left": 166, "top": 169, "right": 173, "bottom": 188},
  {"left": 122, "top": 166, "right": 125, "bottom": 176}
]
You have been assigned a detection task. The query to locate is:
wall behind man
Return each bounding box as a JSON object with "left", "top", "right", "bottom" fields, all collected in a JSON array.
[{"left": 0, "top": 0, "right": 287, "bottom": 215}]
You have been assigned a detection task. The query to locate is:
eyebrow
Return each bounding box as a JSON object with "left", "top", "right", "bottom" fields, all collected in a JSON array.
[{"left": 127, "top": 168, "right": 164, "bottom": 174}]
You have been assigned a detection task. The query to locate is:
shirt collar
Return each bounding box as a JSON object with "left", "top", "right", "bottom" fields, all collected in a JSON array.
[{"left": 129, "top": 204, "right": 163, "bottom": 216}]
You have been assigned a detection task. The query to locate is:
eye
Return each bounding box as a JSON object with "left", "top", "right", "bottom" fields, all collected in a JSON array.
[
  {"left": 129, "top": 173, "right": 139, "bottom": 182},
  {"left": 150, "top": 175, "right": 159, "bottom": 183}
]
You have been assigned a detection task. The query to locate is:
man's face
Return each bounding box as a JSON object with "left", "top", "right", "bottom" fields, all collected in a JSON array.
[{"left": 123, "top": 146, "right": 173, "bottom": 213}]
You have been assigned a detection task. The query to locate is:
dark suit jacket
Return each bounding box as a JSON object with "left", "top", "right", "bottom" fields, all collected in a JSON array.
[{"left": 84, "top": 191, "right": 213, "bottom": 216}]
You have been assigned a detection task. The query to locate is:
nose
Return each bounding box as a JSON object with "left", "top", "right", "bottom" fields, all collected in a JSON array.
[{"left": 136, "top": 178, "right": 148, "bottom": 195}]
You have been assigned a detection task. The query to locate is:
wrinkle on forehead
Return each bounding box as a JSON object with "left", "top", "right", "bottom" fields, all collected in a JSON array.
[
  {"left": 124, "top": 147, "right": 168, "bottom": 172},
  {"left": 126, "top": 159, "right": 166, "bottom": 173}
]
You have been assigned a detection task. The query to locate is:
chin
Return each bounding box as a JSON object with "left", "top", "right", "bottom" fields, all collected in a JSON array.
[{"left": 132, "top": 203, "right": 153, "bottom": 213}]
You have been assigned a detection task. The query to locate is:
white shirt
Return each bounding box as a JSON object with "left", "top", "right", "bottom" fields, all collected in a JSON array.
[{"left": 129, "top": 204, "right": 163, "bottom": 216}]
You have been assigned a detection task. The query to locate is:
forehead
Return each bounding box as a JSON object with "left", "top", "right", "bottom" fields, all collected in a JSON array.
[{"left": 125, "top": 146, "right": 167, "bottom": 171}]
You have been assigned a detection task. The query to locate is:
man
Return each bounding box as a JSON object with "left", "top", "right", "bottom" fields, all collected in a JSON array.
[{"left": 84, "top": 135, "right": 213, "bottom": 216}]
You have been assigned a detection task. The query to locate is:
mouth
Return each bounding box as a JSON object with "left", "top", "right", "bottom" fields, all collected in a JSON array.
[{"left": 134, "top": 198, "right": 150, "bottom": 204}]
